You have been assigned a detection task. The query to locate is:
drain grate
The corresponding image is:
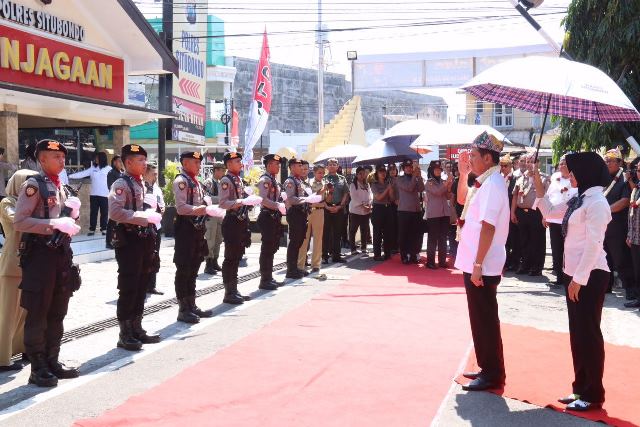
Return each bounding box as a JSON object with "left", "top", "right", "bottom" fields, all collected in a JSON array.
[{"left": 58, "top": 261, "right": 288, "bottom": 344}]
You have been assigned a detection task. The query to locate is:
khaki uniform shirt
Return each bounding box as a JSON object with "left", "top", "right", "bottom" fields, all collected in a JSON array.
[
  {"left": 174, "top": 173, "right": 205, "bottom": 216},
  {"left": 284, "top": 175, "right": 305, "bottom": 210},
  {"left": 258, "top": 173, "right": 281, "bottom": 211},
  {"left": 514, "top": 173, "right": 549, "bottom": 209},
  {"left": 14, "top": 174, "right": 67, "bottom": 235},
  {"left": 108, "top": 172, "right": 148, "bottom": 227},
  {"left": 309, "top": 179, "right": 325, "bottom": 209},
  {"left": 203, "top": 177, "right": 221, "bottom": 204},
  {"left": 396, "top": 174, "right": 425, "bottom": 213},
  {"left": 219, "top": 173, "right": 244, "bottom": 211}
]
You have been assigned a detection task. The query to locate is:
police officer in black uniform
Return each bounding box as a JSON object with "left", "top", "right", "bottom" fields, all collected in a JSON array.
[
  {"left": 257, "top": 154, "right": 286, "bottom": 290},
  {"left": 108, "top": 144, "right": 162, "bottom": 351},
  {"left": 14, "top": 139, "right": 82, "bottom": 387},
  {"left": 219, "top": 152, "right": 254, "bottom": 304},
  {"left": 284, "top": 158, "right": 310, "bottom": 279},
  {"left": 173, "top": 151, "right": 215, "bottom": 323}
]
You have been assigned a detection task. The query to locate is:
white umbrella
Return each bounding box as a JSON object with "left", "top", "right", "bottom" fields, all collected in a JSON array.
[
  {"left": 382, "top": 119, "right": 440, "bottom": 145},
  {"left": 314, "top": 144, "right": 367, "bottom": 167},
  {"left": 410, "top": 124, "right": 510, "bottom": 154}
]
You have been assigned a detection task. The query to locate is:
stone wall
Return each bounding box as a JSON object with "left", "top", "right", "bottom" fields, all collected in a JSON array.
[{"left": 231, "top": 57, "right": 447, "bottom": 149}]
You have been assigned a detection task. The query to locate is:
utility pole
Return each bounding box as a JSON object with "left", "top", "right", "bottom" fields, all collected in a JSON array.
[
  {"left": 158, "top": 0, "right": 173, "bottom": 185},
  {"left": 317, "top": 0, "right": 324, "bottom": 133}
]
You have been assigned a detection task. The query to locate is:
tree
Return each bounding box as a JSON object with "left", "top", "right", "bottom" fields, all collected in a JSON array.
[{"left": 554, "top": 0, "right": 640, "bottom": 158}]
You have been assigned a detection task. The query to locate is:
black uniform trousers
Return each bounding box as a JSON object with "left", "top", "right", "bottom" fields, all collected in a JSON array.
[
  {"left": 348, "top": 213, "right": 370, "bottom": 252},
  {"left": 516, "top": 208, "right": 546, "bottom": 272},
  {"left": 147, "top": 226, "right": 162, "bottom": 291},
  {"left": 398, "top": 211, "right": 422, "bottom": 260},
  {"left": 222, "top": 215, "right": 249, "bottom": 292},
  {"left": 604, "top": 229, "right": 634, "bottom": 292},
  {"left": 371, "top": 204, "right": 393, "bottom": 258},
  {"left": 463, "top": 272, "right": 505, "bottom": 383},
  {"left": 549, "top": 223, "right": 565, "bottom": 281},
  {"left": 286, "top": 207, "right": 308, "bottom": 272},
  {"left": 257, "top": 210, "right": 282, "bottom": 280},
  {"left": 563, "top": 269, "right": 608, "bottom": 403},
  {"left": 115, "top": 228, "right": 155, "bottom": 320},
  {"left": 20, "top": 239, "right": 73, "bottom": 358},
  {"left": 323, "top": 208, "right": 344, "bottom": 260},
  {"left": 389, "top": 204, "right": 399, "bottom": 251},
  {"left": 89, "top": 195, "right": 108, "bottom": 232},
  {"left": 505, "top": 221, "right": 521, "bottom": 269},
  {"left": 174, "top": 216, "right": 207, "bottom": 299},
  {"left": 426, "top": 216, "right": 449, "bottom": 265}
]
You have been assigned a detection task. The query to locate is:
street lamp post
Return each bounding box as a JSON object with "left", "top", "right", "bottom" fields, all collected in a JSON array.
[{"left": 347, "top": 50, "right": 357, "bottom": 98}]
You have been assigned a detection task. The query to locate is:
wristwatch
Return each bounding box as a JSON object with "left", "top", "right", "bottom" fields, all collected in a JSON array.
[{"left": 473, "top": 262, "right": 482, "bottom": 268}]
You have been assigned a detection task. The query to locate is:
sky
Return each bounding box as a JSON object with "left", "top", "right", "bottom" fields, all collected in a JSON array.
[{"left": 135, "top": 0, "right": 571, "bottom": 120}]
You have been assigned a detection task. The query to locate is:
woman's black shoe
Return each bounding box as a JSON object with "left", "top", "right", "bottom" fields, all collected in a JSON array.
[{"left": 373, "top": 256, "right": 384, "bottom": 261}]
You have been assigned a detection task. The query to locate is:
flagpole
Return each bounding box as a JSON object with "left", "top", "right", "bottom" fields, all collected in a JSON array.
[{"left": 317, "top": 0, "right": 324, "bottom": 133}]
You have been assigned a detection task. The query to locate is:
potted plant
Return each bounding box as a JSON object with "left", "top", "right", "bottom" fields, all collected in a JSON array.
[{"left": 161, "top": 161, "right": 179, "bottom": 237}]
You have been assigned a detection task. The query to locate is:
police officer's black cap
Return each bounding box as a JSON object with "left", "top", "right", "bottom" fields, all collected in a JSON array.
[
  {"left": 401, "top": 159, "right": 413, "bottom": 168},
  {"left": 180, "top": 151, "right": 203, "bottom": 161},
  {"left": 35, "top": 139, "right": 67, "bottom": 156},
  {"left": 223, "top": 151, "right": 242, "bottom": 163},
  {"left": 429, "top": 160, "right": 442, "bottom": 169},
  {"left": 121, "top": 144, "right": 147, "bottom": 160},
  {"left": 288, "top": 157, "right": 303, "bottom": 167},
  {"left": 263, "top": 153, "right": 282, "bottom": 165}
]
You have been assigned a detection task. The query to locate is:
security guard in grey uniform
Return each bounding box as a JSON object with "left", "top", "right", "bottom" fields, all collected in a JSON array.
[
  {"left": 14, "top": 139, "right": 82, "bottom": 387},
  {"left": 396, "top": 159, "right": 425, "bottom": 264},
  {"left": 218, "top": 151, "right": 253, "bottom": 304},
  {"left": 109, "top": 144, "right": 162, "bottom": 351},
  {"left": 257, "top": 154, "right": 286, "bottom": 289},
  {"left": 172, "top": 151, "right": 214, "bottom": 323},
  {"left": 284, "top": 158, "right": 310, "bottom": 279}
]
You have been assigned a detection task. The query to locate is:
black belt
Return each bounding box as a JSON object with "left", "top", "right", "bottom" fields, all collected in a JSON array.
[
  {"left": 517, "top": 207, "right": 532, "bottom": 213},
  {"left": 373, "top": 203, "right": 392, "bottom": 208}
]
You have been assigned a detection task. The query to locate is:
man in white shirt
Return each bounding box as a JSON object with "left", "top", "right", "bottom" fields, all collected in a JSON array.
[
  {"left": 544, "top": 154, "right": 577, "bottom": 287},
  {"left": 454, "top": 131, "right": 509, "bottom": 391}
]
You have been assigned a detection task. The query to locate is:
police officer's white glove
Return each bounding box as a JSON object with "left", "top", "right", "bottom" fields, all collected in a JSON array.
[
  {"left": 144, "top": 194, "right": 158, "bottom": 210},
  {"left": 144, "top": 209, "right": 162, "bottom": 226},
  {"left": 206, "top": 205, "right": 225, "bottom": 218},
  {"left": 203, "top": 195, "right": 212, "bottom": 206},
  {"left": 65, "top": 197, "right": 81, "bottom": 219},
  {"left": 244, "top": 186, "right": 254, "bottom": 196},
  {"left": 241, "top": 195, "right": 262, "bottom": 206},
  {"left": 278, "top": 202, "right": 286, "bottom": 215},
  {"left": 51, "top": 217, "right": 81, "bottom": 236},
  {"left": 280, "top": 192, "right": 288, "bottom": 201},
  {"left": 301, "top": 194, "right": 322, "bottom": 204}
]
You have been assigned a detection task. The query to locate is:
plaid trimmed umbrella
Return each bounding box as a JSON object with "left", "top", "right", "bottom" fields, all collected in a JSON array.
[{"left": 462, "top": 56, "right": 640, "bottom": 123}]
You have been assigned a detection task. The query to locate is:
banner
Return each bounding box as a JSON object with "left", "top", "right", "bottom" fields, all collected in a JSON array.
[
  {"left": 243, "top": 30, "right": 272, "bottom": 169},
  {"left": 171, "top": 0, "right": 207, "bottom": 145},
  {"left": 231, "top": 108, "right": 239, "bottom": 148}
]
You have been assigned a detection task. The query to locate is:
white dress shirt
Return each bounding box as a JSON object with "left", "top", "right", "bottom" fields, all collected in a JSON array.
[
  {"left": 69, "top": 165, "right": 112, "bottom": 197},
  {"left": 454, "top": 170, "right": 510, "bottom": 276},
  {"left": 536, "top": 186, "right": 611, "bottom": 286},
  {"left": 348, "top": 182, "right": 372, "bottom": 215},
  {"left": 544, "top": 172, "right": 578, "bottom": 224}
]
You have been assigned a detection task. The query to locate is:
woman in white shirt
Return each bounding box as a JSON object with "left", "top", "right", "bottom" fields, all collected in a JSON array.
[
  {"left": 348, "top": 166, "right": 373, "bottom": 256},
  {"left": 533, "top": 152, "right": 611, "bottom": 412},
  {"left": 69, "top": 152, "right": 112, "bottom": 236}
]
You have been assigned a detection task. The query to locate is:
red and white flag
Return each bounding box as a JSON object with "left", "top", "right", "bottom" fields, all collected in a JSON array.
[
  {"left": 243, "top": 30, "right": 272, "bottom": 170},
  {"left": 230, "top": 108, "right": 240, "bottom": 148}
]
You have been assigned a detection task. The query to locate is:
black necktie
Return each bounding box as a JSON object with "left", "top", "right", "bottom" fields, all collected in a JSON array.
[{"left": 561, "top": 194, "right": 585, "bottom": 238}]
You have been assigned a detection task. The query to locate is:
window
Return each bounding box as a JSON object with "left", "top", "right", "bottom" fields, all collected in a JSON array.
[
  {"left": 493, "top": 103, "right": 513, "bottom": 128},
  {"left": 476, "top": 101, "right": 484, "bottom": 113}
]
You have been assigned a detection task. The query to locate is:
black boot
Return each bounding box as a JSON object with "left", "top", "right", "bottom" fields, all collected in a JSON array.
[
  {"left": 117, "top": 320, "right": 143, "bottom": 351},
  {"left": 47, "top": 350, "right": 79, "bottom": 379},
  {"left": 132, "top": 316, "right": 161, "bottom": 344},
  {"left": 259, "top": 273, "right": 278, "bottom": 290},
  {"left": 223, "top": 282, "right": 244, "bottom": 304},
  {"left": 204, "top": 258, "right": 216, "bottom": 275},
  {"left": 189, "top": 296, "right": 213, "bottom": 318},
  {"left": 177, "top": 298, "right": 200, "bottom": 323},
  {"left": 211, "top": 257, "right": 222, "bottom": 271},
  {"left": 28, "top": 353, "right": 58, "bottom": 387}
]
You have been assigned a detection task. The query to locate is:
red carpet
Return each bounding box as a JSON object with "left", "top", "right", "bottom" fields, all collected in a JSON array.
[
  {"left": 456, "top": 323, "right": 640, "bottom": 427},
  {"left": 75, "top": 260, "right": 471, "bottom": 427}
]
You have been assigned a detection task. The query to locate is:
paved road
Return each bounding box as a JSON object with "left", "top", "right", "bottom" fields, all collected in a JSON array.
[{"left": 0, "top": 243, "right": 637, "bottom": 427}]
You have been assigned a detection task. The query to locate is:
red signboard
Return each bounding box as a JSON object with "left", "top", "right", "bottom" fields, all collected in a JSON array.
[
  {"left": 0, "top": 23, "right": 125, "bottom": 103},
  {"left": 447, "top": 146, "right": 470, "bottom": 161}
]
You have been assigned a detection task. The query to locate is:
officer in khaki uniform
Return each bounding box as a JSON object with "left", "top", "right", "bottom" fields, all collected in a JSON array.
[
  {"left": 257, "top": 154, "right": 286, "bottom": 290},
  {"left": 298, "top": 163, "right": 326, "bottom": 273},
  {"left": 284, "top": 158, "right": 310, "bottom": 279},
  {"left": 173, "top": 151, "right": 214, "bottom": 323},
  {"left": 203, "top": 163, "right": 225, "bottom": 275},
  {"left": 109, "top": 144, "right": 162, "bottom": 351},
  {"left": 14, "top": 139, "right": 82, "bottom": 387},
  {"left": 218, "top": 152, "right": 253, "bottom": 304}
]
